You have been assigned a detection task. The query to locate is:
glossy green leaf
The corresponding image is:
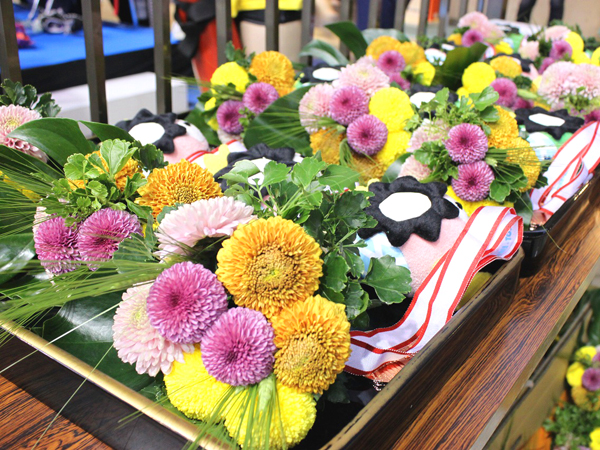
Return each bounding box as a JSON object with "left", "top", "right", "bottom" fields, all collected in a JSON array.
[
  {"left": 344, "top": 280, "right": 369, "bottom": 320},
  {"left": 0, "top": 233, "right": 35, "bottom": 285},
  {"left": 431, "top": 42, "right": 487, "bottom": 91},
  {"left": 291, "top": 157, "right": 328, "bottom": 189},
  {"left": 325, "top": 21, "right": 368, "bottom": 58},
  {"left": 319, "top": 164, "right": 360, "bottom": 191},
  {"left": 100, "top": 139, "right": 136, "bottom": 176},
  {"left": 261, "top": 161, "right": 290, "bottom": 186},
  {"left": 321, "top": 254, "right": 349, "bottom": 293},
  {"left": 80, "top": 121, "right": 134, "bottom": 142},
  {"left": 362, "top": 255, "right": 412, "bottom": 304},
  {"left": 299, "top": 40, "right": 349, "bottom": 66}
]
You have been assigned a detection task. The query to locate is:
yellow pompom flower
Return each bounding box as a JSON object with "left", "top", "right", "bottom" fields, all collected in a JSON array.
[
  {"left": 249, "top": 51, "right": 295, "bottom": 96},
  {"left": 565, "top": 31, "right": 585, "bottom": 55},
  {"left": 592, "top": 47, "right": 600, "bottom": 66},
  {"left": 456, "top": 87, "right": 470, "bottom": 98},
  {"left": 575, "top": 346, "right": 598, "bottom": 361},
  {"left": 413, "top": 61, "right": 436, "bottom": 86},
  {"left": 591, "top": 428, "right": 600, "bottom": 450},
  {"left": 398, "top": 41, "right": 427, "bottom": 66},
  {"left": 566, "top": 361, "right": 586, "bottom": 387},
  {"left": 494, "top": 41, "right": 514, "bottom": 55},
  {"left": 369, "top": 87, "right": 414, "bottom": 133},
  {"left": 573, "top": 51, "right": 592, "bottom": 65},
  {"left": 137, "top": 159, "right": 222, "bottom": 217},
  {"left": 490, "top": 56, "right": 522, "bottom": 78},
  {"left": 366, "top": 36, "right": 403, "bottom": 60},
  {"left": 210, "top": 61, "right": 250, "bottom": 93},
  {"left": 446, "top": 186, "right": 512, "bottom": 216},
  {"left": 216, "top": 216, "right": 323, "bottom": 319},
  {"left": 462, "top": 62, "right": 496, "bottom": 93},
  {"left": 272, "top": 295, "right": 351, "bottom": 394},
  {"left": 506, "top": 137, "right": 540, "bottom": 192},
  {"left": 572, "top": 386, "right": 600, "bottom": 411},
  {"left": 164, "top": 348, "right": 230, "bottom": 421},
  {"left": 487, "top": 106, "right": 519, "bottom": 149},
  {"left": 447, "top": 33, "right": 462, "bottom": 46},
  {"left": 310, "top": 128, "right": 344, "bottom": 165}
]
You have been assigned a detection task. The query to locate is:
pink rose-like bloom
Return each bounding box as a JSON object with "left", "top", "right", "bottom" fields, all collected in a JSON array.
[
  {"left": 0, "top": 105, "right": 47, "bottom": 162},
  {"left": 408, "top": 120, "right": 449, "bottom": 152},
  {"left": 335, "top": 62, "right": 390, "bottom": 97},
  {"left": 329, "top": 85, "right": 369, "bottom": 126},
  {"left": 155, "top": 197, "right": 255, "bottom": 259},
  {"left": 388, "top": 72, "right": 411, "bottom": 90},
  {"left": 584, "top": 110, "right": 600, "bottom": 124},
  {"left": 582, "top": 367, "right": 600, "bottom": 392},
  {"left": 376, "top": 50, "right": 406, "bottom": 75},
  {"left": 347, "top": 114, "right": 388, "bottom": 156},
  {"left": 216, "top": 100, "right": 244, "bottom": 135},
  {"left": 491, "top": 78, "right": 518, "bottom": 108},
  {"left": 112, "top": 284, "right": 194, "bottom": 376},
  {"left": 539, "top": 57, "right": 556, "bottom": 75},
  {"left": 549, "top": 40, "right": 572, "bottom": 61},
  {"left": 299, "top": 83, "right": 335, "bottom": 133},
  {"left": 34, "top": 216, "right": 79, "bottom": 275},
  {"left": 242, "top": 82, "right": 279, "bottom": 115},
  {"left": 445, "top": 123, "right": 488, "bottom": 164},
  {"left": 463, "top": 29, "right": 484, "bottom": 47},
  {"left": 399, "top": 155, "right": 432, "bottom": 181},
  {"left": 451, "top": 161, "right": 495, "bottom": 202},
  {"left": 201, "top": 307, "right": 276, "bottom": 386},
  {"left": 544, "top": 25, "right": 570, "bottom": 41},
  {"left": 519, "top": 40, "right": 540, "bottom": 60}
]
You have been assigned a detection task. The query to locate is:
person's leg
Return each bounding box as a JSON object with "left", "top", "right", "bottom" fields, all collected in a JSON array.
[
  {"left": 517, "top": 0, "right": 537, "bottom": 22},
  {"left": 239, "top": 20, "right": 302, "bottom": 61},
  {"left": 356, "top": 0, "right": 370, "bottom": 30},
  {"left": 380, "top": 0, "right": 395, "bottom": 28},
  {"left": 548, "top": 0, "right": 565, "bottom": 23}
]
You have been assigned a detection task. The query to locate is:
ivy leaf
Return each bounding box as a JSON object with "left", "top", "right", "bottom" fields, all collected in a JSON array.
[
  {"left": 291, "top": 157, "right": 328, "bottom": 189},
  {"left": 134, "top": 142, "right": 167, "bottom": 171},
  {"left": 489, "top": 180, "right": 511, "bottom": 203},
  {"left": 343, "top": 280, "right": 369, "bottom": 320},
  {"left": 321, "top": 254, "right": 349, "bottom": 293},
  {"left": 320, "top": 285, "right": 345, "bottom": 303},
  {"left": 362, "top": 255, "right": 412, "bottom": 304},
  {"left": 343, "top": 250, "right": 365, "bottom": 278},
  {"left": 261, "top": 161, "right": 290, "bottom": 187},
  {"left": 100, "top": 139, "right": 136, "bottom": 176},
  {"left": 319, "top": 164, "right": 359, "bottom": 191}
]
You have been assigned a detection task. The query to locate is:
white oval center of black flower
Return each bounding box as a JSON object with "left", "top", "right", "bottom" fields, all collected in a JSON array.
[
  {"left": 379, "top": 192, "right": 432, "bottom": 222},
  {"left": 128, "top": 122, "right": 166, "bottom": 145},
  {"left": 312, "top": 67, "right": 341, "bottom": 81},
  {"left": 410, "top": 92, "right": 436, "bottom": 108},
  {"left": 529, "top": 113, "right": 565, "bottom": 127}
]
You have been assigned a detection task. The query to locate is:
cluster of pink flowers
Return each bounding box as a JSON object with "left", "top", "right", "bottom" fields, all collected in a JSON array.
[
  {"left": 457, "top": 11, "right": 505, "bottom": 43},
  {"left": 0, "top": 105, "right": 47, "bottom": 162},
  {"left": 490, "top": 78, "right": 518, "bottom": 108},
  {"left": 538, "top": 62, "right": 600, "bottom": 110}
]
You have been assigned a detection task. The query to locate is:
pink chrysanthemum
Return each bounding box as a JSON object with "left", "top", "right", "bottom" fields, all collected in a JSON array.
[
  {"left": 299, "top": 84, "right": 335, "bottom": 134},
  {"left": 329, "top": 85, "right": 369, "bottom": 126},
  {"left": 584, "top": 110, "right": 600, "bottom": 124},
  {"left": 0, "top": 105, "right": 46, "bottom": 162},
  {"left": 336, "top": 62, "right": 390, "bottom": 97},
  {"left": 355, "top": 55, "right": 376, "bottom": 67},
  {"left": 445, "top": 123, "right": 488, "bottom": 164},
  {"left": 399, "top": 155, "right": 432, "bottom": 181},
  {"left": 388, "top": 72, "right": 411, "bottom": 90},
  {"left": 34, "top": 216, "right": 79, "bottom": 275},
  {"left": 569, "top": 64, "right": 600, "bottom": 100},
  {"left": 77, "top": 208, "right": 142, "bottom": 266},
  {"left": 155, "top": 197, "right": 255, "bottom": 259},
  {"left": 242, "top": 82, "right": 279, "bottom": 115},
  {"left": 113, "top": 284, "right": 194, "bottom": 376},
  {"left": 146, "top": 261, "right": 227, "bottom": 344},
  {"left": 216, "top": 100, "right": 244, "bottom": 135},
  {"left": 538, "top": 61, "right": 575, "bottom": 107},
  {"left": 544, "top": 25, "right": 570, "bottom": 42},
  {"left": 549, "top": 40, "right": 572, "bottom": 61},
  {"left": 346, "top": 114, "right": 388, "bottom": 156},
  {"left": 462, "top": 29, "right": 484, "bottom": 47},
  {"left": 457, "top": 11, "right": 488, "bottom": 30},
  {"left": 376, "top": 50, "right": 406, "bottom": 75},
  {"left": 582, "top": 368, "right": 600, "bottom": 392},
  {"left": 201, "top": 307, "right": 276, "bottom": 386},
  {"left": 407, "top": 120, "right": 449, "bottom": 152},
  {"left": 514, "top": 97, "right": 534, "bottom": 110},
  {"left": 539, "top": 57, "right": 556, "bottom": 75},
  {"left": 452, "top": 161, "right": 495, "bottom": 202},
  {"left": 519, "top": 40, "right": 540, "bottom": 60},
  {"left": 491, "top": 78, "right": 518, "bottom": 108}
]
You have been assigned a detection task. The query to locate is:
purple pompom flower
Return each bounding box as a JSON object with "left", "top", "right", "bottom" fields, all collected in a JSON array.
[
  {"left": 490, "top": 78, "right": 518, "bottom": 108},
  {"left": 216, "top": 100, "right": 244, "bottom": 135},
  {"left": 582, "top": 367, "right": 600, "bottom": 392},
  {"left": 77, "top": 209, "right": 142, "bottom": 267},
  {"left": 146, "top": 261, "right": 228, "bottom": 344},
  {"left": 463, "top": 29, "right": 484, "bottom": 47},
  {"left": 388, "top": 72, "right": 411, "bottom": 90},
  {"left": 34, "top": 216, "right": 79, "bottom": 275},
  {"left": 201, "top": 307, "right": 276, "bottom": 386},
  {"left": 539, "top": 57, "right": 556, "bottom": 75},
  {"left": 376, "top": 50, "right": 406, "bottom": 75},
  {"left": 445, "top": 123, "right": 488, "bottom": 164},
  {"left": 346, "top": 114, "right": 388, "bottom": 156},
  {"left": 329, "top": 85, "right": 369, "bottom": 126},
  {"left": 452, "top": 161, "right": 495, "bottom": 202},
  {"left": 514, "top": 97, "right": 534, "bottom": 110},
  {"left": 585, "top": 110, "right": 600, "bottom": 125},
  {"left": 549, "top": 40, "right": 572, "bottom": 61},
  {"left": 242, "top": 82, "right": 279, "bottom": 115}
]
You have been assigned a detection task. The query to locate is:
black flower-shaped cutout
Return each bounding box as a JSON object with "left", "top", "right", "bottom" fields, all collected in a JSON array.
[
  {"left": 358, "top": 176, "right": 459, "bottom": 247},
  {"left": 116, "top": 109, "right": 186, "bottom": 154},
  {"left": 515, "top": 107, "right": 584, "bottom": 139},
  {"left": 300, "top": 63, "right": 343, "bottom": 84}
]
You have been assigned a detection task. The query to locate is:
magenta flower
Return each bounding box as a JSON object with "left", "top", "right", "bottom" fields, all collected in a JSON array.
[
  {"left": 299, "top": 83, "right": 335, "bottom": 133},
  {"left": 329, "top": 85, "right": 369, "bottom": 126},
  {"left": 376, "top": 50, "right": 406, "bottom": 75},
  {"left": 582, "top": 368, "right": 600, "bottom": 392},
  {"left": 242, "top": 82, "right": 279, "bottom": 115},
  {"left": 491, "top": 78, "right": 518, "bottom": 108},
  {"left": 388, "top": 72, "right": 411, "bottom": 90},
  {"left": 539, "top": 57, "right": 556, "bottom": 75},
  {"left": 399, "top": 155, "right": 432, "bottom": 181},
  {"left": 585, "top": 110, "right": 600, "bottom": 124},
  {"left": 146, "top": 261, "right": 227, "bottom": 344},
  {"left": 462, "top": 29, "right": 484, "bottom": 47},
  {"left": 0, "top": 105, "right": 46, "bottom": 162},
  {"left": 347, "top": 114, "right": 388, "bottom": 156},
  {"left": 445, "top": 123, "right": 488, "bottom": 164},
  {"left": 216, "top": 100, "right": 244, "bottom": 135},
  {"left": 452, "top": 161, "right": 495, "bottom": 202},
  {"left": 514, "top": 97, "right": 534, "bottom": 109},
  {"left": 34, "top": 216, "right": 79, "bottom": 275},
  {"left": 201, "top": 308, "right": 276, "bottom": 386},
  {"left": 336, "top": 62, "right": 390, "bottom": 97},
  {"left": 549, "top": 40, "right": 572, "bottom": 61}
]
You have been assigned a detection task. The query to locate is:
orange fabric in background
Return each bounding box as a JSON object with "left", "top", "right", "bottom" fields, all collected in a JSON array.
[{"left": 428, "top": 0, "right": 440, "bottom": 20}]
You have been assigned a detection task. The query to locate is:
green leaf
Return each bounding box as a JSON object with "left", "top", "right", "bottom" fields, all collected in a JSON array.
[
  {"left": 343, "top": 250, "right": 365, "bottom": 278},
  {"left": 470, "top": 86, "right": 500, "bottom": 111},
  {"left": 256, "top": 373, "right": 276, "bottom": 412},
  {"left": 319, "top": 164, "right": 359, "bottom": 191},
  {"left": 63, "top": 153, "right": 102, "bottom": 180},
  {"left": 221, "top": 160, "right": 260, "bottom": 185},
  {"left": 489, "top": 180, "right": 511, "bottom": 203},
  {"left": 431, "top": 42, "right": 487, "bottom": 91},
  {"left": 261, "top": 161, "right": 290, "bottom": 187},
  {"left": 184, "top": 107, "right": 220, "bottom": 148},
  {"left": 299, "top": 40, "right": 349, "bottom": 66},
  {"left": 113, "top": 234, "right": 155, "bottom": 270},
  {"left": 321, "top": 254, "right": 349, "bottom": 293},
  {"left": 126, "top": 200, "right": 152, "bottom": 220},
  {"left": 291, "top": 157, "right": 328, "bottom": 189},
  {"left": 135, "top": 143, "right": 167, "bottom": 171},
  {"left": 0, "top": 144, "right": 60, "bottom": 181},
  {"left": 381, "top": 153, "right": 411, "bottom": 183},
  {"left": 123, "top": 172, "right": 147, "bottom": 198},
  {"left": 100, "top": 139, "right": 136, "bottom": 176},
  {"left": 0, "top": 233, "right": 35, "bottom": 285},
  {"left": 361, "top": 28, "right": 408, "bottom": 44},
  {"left": 325, "top": 21, "right": 368, "bottom": 58},
  {"left": 479, "top": 105, "right": 500, "bottom": 122},
  {"left": 362, "top": 255, "right": 412, "bottom": 304},
  {"left": 323, "top": 373, "right": 350, "bottom": 404},
  {"left": 8, "top": 118, "right": 92, "bottom": 165},
  {"left": 586, "top": 289, "right": 600, "bottom": 346},
  {"left": 86, "top": 180, "right": 108, "bottom": 199},
  {"left": 80, "top": 121, "right": 134, "bottom": 142},
  {"left": 343, "top": 280, "right": 369, "bottom": 320}
]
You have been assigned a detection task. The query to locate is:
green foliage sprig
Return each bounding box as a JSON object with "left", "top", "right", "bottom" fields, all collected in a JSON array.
[{"left": 0, "top": 80, "right": 60, "bottom": 118}]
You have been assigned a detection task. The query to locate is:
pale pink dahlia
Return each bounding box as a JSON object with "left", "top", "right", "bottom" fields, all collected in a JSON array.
[
  {"left": 0, "top": 105, "right": 46, "bottom": 162},
  {"left": 539, "top": 57, "right": 556, "bottom": 75},
  {"left": 399, "top": 155, "right": 432, "bottom": 181},
  {"left": 584, "top": 110, "right": 600, "bottom": 124},
  {"left": 519, "top": 40, "right": 540, "bottom": 60},
  {"left": 146, "top": 261, "right": 227, "bottom": 344},
  {"left": 490, "top": 78, "right": 518, "bottom": 108},
  {"left": 451, "top": 161, "right": 495, "bottom": 202},
  {"left": 217, "top": 100, "right": 244, "bottom": 135},
  {"left": 544, "top": 25, "right": 570, "bottom": 42},
  {"left": 376, "top": 50, "right": 406, "bottom": 75},
  {"left": 388, "top": 72, "right": 411, "bottom": 90},
  {"left": 201, "top": 308, "right": 276, "bottom": 386},
  {"left": 347, "top": 114, "right": 388, "bottom": 156},
  {"left": 355, "top": 55, "right": 376, "bottom": 66},
  {"left": 538, "top": 61, "right": 575, "bottom": 107},
  {"left": 582, "top": 368, "right": 600, "bottom": 392},
  {"left": 329, "top": 85, "right": 369, "bottom": 126},
  {"left": 457, "top": 11, "right": 488, "bottom": 30},
  {"left": 445, "top": 124, "right": 488, "bottom": 164},
  {"left": 299, "top": 83, "right": 335, "bottom": 133},
  {"left": 77, "top": 209, "right": 142, "bottom": 266},
  {"left": 242, "top": 82, "right": 279, "bottom": 115},
  {"left": 155, "top": 197, "right": 255, "bottom": 259},
  {"left": 34, "top": 216, "right": 79, "bottom": 275},
  {"left": 462, "top": 29, "right": 484, "bottom": 47},
  {"left": 407, "top": 120, "right": 450, "bottom": 152},
  {"left": 549, "top": 40, "right": 572, "bottom": 61},
  {"left": 569, "top": 64, "right": 600, "bottom": 100},
  {"left": 113, "top": 284, "right": 194, "bottom": 376},
  {"left": 335, "top": 62, "right": 390, "bottom": 97}
]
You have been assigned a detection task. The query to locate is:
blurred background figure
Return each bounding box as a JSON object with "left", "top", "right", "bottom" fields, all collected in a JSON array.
[{"left": 517, "top": 0, "right": 565, "bottom": 24}]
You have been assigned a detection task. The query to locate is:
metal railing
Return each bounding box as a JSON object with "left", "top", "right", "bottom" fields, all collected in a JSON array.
[{"left": 0, "top": 0, "right": 507, "bottom": 124}]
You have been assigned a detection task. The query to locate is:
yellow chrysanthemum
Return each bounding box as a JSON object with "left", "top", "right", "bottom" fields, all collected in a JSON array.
[
  {"left": 573, "top": 51, "right": 592, "bottom": 65},
  {"left": 494, "top": 41, "right": 514, "bottom": 55},
  {"left": 506, "top": 137, "right": 541, "bottom": 192},
  {"left": 366, "top": 36, "right": 403, "bottom": 60},
  {"left": 369, "top": 87, "right": 414, "bottom": 133},
  {"left": 566, "top": 361, "right": 586, "bottom": 387},
  {"left": 575, "top": 346, "right": 598, "bottom": 361},
  {"left": 310, "top": 128, "right": 344, "bottom": 165},
  {"left": 446, "top": 186, "right": 513, "bottom": 216},
  {"left": 398, "top": 41, "right": 426, "bottom": 66},
  {"left": 204, "top": 97, "right": 217, "bottom": 111},
  {"left": 164, "top": 348, "right": 230, "bottom": 421},
  {"left": 216, "top": 216, "right": 323, "bottom": 319},
  {"left": 591, "top": 428, "right": 600, "bottom": 450},
  {"left": 592, "top": 47, "right": 600, "bottom": 66},
  {"left": 210, "top": 61, "right": 250, "bottom": 93},
  {"left": 249, "top": 51, "right": 295, "bottom": 96},
  {"left": 456, "top": 87, "right": 470, "bottom": 98},
  {"left": 572, "top": 386, "right": 600, "bottom": 411},
  {"left": 223, "top": 381, "right": 316, "bottom": 450},
  {"left": 413, "top": 61, "right": 436, "bottom": 86},
  {"left": 490, "top": 56, "right": 522, "bottom": 78},
  {"left": 462, "top": 62, "right": 496, "bottom": 94},
  {"left": 487, "top": 106, "right": 519, "bottom": 149},
  {"left": 447, "top": 33, "right": 462, "bottom": 46},
  {"left": 272, "top": 295, "right": 351, "bottom": 394},
  {"left": 68, "top": 151, "right": 143, "bottom": 192},
  {"left": 565, "top": 31, "right": 585, "bottom": 55},
  {"left": 137, "top": 159, "right": 222, "bottom": 217}
]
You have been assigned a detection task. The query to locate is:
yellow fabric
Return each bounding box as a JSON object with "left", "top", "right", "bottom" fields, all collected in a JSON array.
[{"left": 231, "top": 0, "right": 303, "bottom": 17}]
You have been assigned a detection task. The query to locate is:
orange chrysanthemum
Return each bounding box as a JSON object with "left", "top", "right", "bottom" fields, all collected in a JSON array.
[
  {"left": 487, "top": 106, "right": 519, "bottom": 149},
  {"left": 69, "top": 151, "right": 143, "bottom": 191},
  {"left": 366, "top": 36, "right": 403, "bottom": 60},
  {"left": 271, "top": 295, "right": 351, "bottom": 394},
  {"left": 137, "top": 159, "right": 222, "bottom": 217},
  {"left": 216, "top": 216, "right": 323, "bottom": 319},
  {"left": 310, "top": 128, "right": 344, "bottom": 165},
  {"left": 506, "top": 137, "right": 541, "bottom": 192},
  {"left": 249, "top": 51, "right": 295, "bottom": 96}
]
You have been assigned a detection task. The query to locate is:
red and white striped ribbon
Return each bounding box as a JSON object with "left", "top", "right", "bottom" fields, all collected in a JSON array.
[
  {"left": 345, "top": 206, "right": 523, "bottom": 381},
  {"left": 531, "top": 121, "right": 600, "bottom": 218}
]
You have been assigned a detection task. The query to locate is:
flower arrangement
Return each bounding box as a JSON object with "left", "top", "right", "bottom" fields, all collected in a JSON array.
[{"left": 447, "top": 12, "right": 506, "bottom": 49}]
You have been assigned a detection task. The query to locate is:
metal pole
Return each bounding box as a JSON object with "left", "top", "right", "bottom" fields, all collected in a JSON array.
[
  {"left": 418, "top": 0, "right": 431, "bottom": 37},
  {"left": 265, "top": 0, "right": 280, "bottom": 51},
  {"left": 0, "top": 0, "right": 22, "bottom": 83},
  {"left": 300, "top": 0, "right": 314, "bottom": 65},
  {"left": 339, "top": 0, "right": 352, "bottom": 57},
  {"left": 368, "top": 0, "right": 379, "bottom": 29},
  {"left": 152, "top": 0, "right": 171, "bottom": 113},
  {"left": 459, "top": 0, "right": 468, "bottom": 17},
  {"left": 394, "top": 0, "right": 408, "bottom": 31},
  {"left": 477, "top": 0, "right": 486, "bottom": 13},
  {"left": 437, "top": 0, "right": 449, "bottom": 37},
  {"left": 216, "top": 0, "right": 232, "bottom": 65},
  {"left": 82, "top": 0, "right": 107, "bottom": 123}
]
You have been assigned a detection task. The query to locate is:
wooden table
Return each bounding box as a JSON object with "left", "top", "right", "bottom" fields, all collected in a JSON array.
[{"left": 1, "top": 183, "right": 600, "bottom": 449}]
